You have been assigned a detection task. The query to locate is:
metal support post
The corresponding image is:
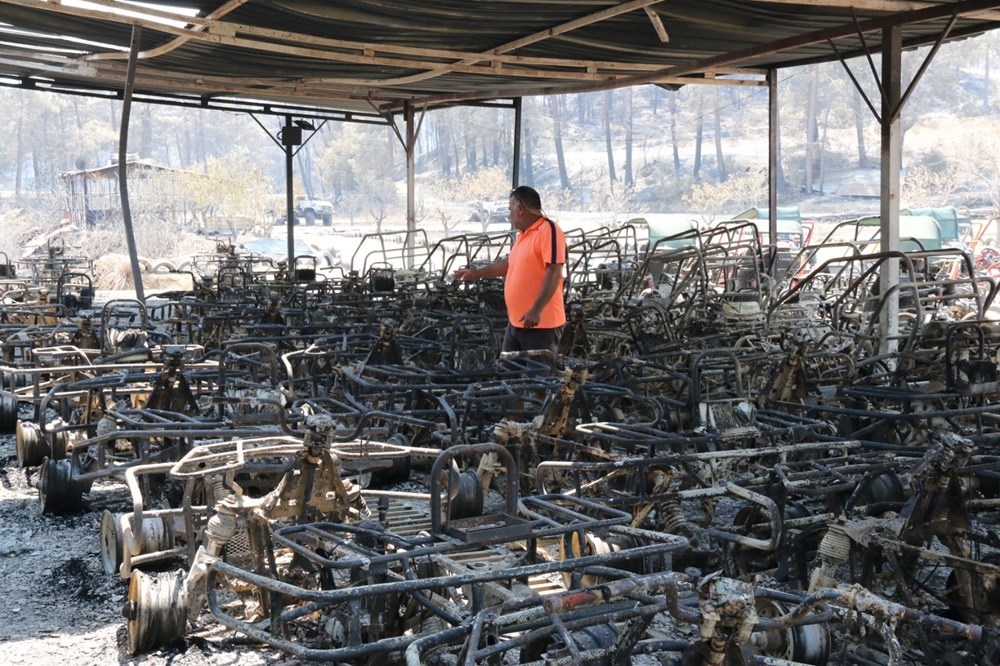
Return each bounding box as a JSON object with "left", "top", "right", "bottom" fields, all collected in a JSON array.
[
  {"left": 405, "top": 102, "right": 416, "bottom": 268},
  {"left": 281, "top": 114, "right": 299, "bottom": 268},
  {"left": 767, "top": 69, "right": 779, "bottom": 277},
  {"left": 512, "top": 97, "right": 523, "bottom": 188},
  {"left": 879, "top": 25, "right": 902, "bottom": 356},
  {"left": 119, "top": 25, "right": 145, "bottom": 303}
]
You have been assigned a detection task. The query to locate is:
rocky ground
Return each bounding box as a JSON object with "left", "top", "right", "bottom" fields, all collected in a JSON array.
[{"left": 0, "top": 432, "right": 289, "bottom": 666}]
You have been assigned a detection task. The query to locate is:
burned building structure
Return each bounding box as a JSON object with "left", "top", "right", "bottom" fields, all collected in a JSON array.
[{"left": 2, "top": 1, "right": 1000, "bottom": 664}]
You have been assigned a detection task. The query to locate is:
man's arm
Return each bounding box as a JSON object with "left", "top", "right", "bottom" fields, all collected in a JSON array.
[
  {"left": 519, "top": 262, "right": 563, "bottom": 328},
  {"left": 453, "top": 257, "right": 509, "bottom": 282}
]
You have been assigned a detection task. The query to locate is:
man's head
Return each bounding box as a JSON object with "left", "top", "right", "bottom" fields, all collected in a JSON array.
[{"left": 508, "top": 186, "right": 542, "bottom": 231}]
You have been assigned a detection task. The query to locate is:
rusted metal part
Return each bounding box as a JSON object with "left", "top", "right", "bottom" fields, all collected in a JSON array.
[
  {"left": 429, "top": 443, "right": 527, "bottom": 542},
  {"left": 25, "top": 344, "right": 300, "bottom": 515},
  {"left": 203, "top": 533, "right": 688, "bottom": 662},
  {"left": 18, "top": 240, "right": 94, "bottom": 291},
  {"left": 761, "top": 584, "right": 983, "bottom": 643},
  {"left": 408, "top": 566, "right": 983, "bottom": 665},
  {"left": 9, "top": 228, "right": 1000, "bottom": 663},
  {"left": 692, "top": 574, "right": 759, "bottom": 666}
]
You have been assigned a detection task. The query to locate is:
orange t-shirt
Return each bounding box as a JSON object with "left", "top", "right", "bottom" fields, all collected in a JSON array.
[{"left": 504, "top": 216, "right": 566, "bottom": 328}]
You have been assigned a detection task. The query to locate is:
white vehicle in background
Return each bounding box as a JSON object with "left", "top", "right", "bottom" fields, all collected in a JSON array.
[
  {"left": 274, "top": 197, "right": 335, "bottom": 226},
  {"left": 469, "top": 199, "right": 511, "bottom": 227}
]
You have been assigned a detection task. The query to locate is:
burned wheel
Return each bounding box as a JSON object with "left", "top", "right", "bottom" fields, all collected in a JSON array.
[
  {"left": 46, "top": 424, "right": 70, "bottom": 461},
  {"left": 100, "top": 510, "right": 124, "bottom": 576},
  {"left": 521, "top": 623, "right": 620, "bottom": 664},
  {"left": 447, "top": 469, "right": 483, "bottom": 519},
  {"left": 368, "top": 452, "right": 412, "bottom": 486},
  {"left": 15, "top": 420, "right": 46, "bottom": 467},
  {"left": 945, "top": 553, "right": 1000, "bottom": 623},
  {"left": 729, "top": 500, "right": 812, "bottom": 576},
  {"left": 0, "top": 369, "right": 30, "bottom": 389},
  {"left": 558, "top": 530, "right": 643, "bottom": 589},
  {"left": 0, "top": 390, "right": 17, "bottom": 432},
  {"left": 38, "top": 457, "right": 83, "bottom": 514},
  {"left": 116, "top": 514, "right": 174, "bottom": 579},
  {"left": 542, "top": 624, "right": 620, "bottom": 662},
  {"left": 750, "top": 598, "right": 830, "bottom": 664},
  {"left": 125, "top": 570, "right": 188, "bottom": 655}
]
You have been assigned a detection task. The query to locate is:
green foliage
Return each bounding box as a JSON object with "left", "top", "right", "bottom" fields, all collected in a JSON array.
[
  {"left": 178, "top": 148, "right": 272, "bottom": 222},
  {"left": 916, "top": 148, "right": 952, "bottom": 175},
  {"left": 420, "top": 170, "right": 509, "bottom": 232},
  {"left": 588, "top": 177, "right": 636, "bottom": 220},
  {"left": 5, "top": 28, "right": 1000, "bottom": 221},
  {"left": 317, "top": 124, "right": 400, "bottom": 224},
  {"left": 959, "top": 129, "right": 1000, "bottom": 211},
  {"left": 551, "top": 187, "right": 578, "bottom": 211},
  {"left": 902, "top": 163, "right": 962, "bottom": 208},
  {"left": 64, "top": 119, "right": 118, "bottom": 172},
  {"left": 683, "top": 169, "right": 768, "bottom": 224},
  {"left": 452, "top": 167, "right": 510, "bottom": 203}
]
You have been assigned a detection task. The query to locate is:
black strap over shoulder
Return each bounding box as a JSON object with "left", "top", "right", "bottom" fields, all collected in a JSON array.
[{"left": 544, "top": 217, "right": 558, "bottom": 263}]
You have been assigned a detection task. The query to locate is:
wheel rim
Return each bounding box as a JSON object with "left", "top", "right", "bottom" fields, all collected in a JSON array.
[
  {"left": 751, "top": 598, "right": 830, "bottom": 663},
  {"left": 448, "top": 469, "right": 483, "bottom": 519},
  {"left": 15, "top": 420, "right": 45, "bottom": 467},
  {"left": 126, "top": 570, "right": 188, "bottom": 655},
  {"left": 47, "top": 424, "right": 69, "bottom": 460},
  {"left": 752, "top": 598, "right": 792, "bottom": 659},
  {"left": 0, "top": 390, "right": 18, "bottom": 433},
  {"left": 100, "top": 510, "right": 124, "bottom": 576}
]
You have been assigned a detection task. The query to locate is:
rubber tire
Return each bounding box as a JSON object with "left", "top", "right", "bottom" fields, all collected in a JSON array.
[
  {"left": 304, "top": 210, "right": 315, "bottom": 226},
  {"left": 0, "top": 370, "right": 30, "bottom": 389},
  {"left": 448, "top": 469, "right": 483, "bottom": 520},
  {"left": 15, "top": 420, "right": 46, "bottom": 467},
  {"left": 0, "top": 390, "right": 18, "bottom": 433},
  {"left": 38, "top": 457, "right": 84, "bottom": 514}
]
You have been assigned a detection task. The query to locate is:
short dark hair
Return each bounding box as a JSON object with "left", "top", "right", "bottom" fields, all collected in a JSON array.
[{"left": 510, "top": 185, "right": 541, "bottom": 211}]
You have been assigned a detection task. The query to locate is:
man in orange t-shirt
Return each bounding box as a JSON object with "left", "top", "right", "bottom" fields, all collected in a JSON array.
[{"left": 453, "top": 186, "right": 566, "bottom": 355}]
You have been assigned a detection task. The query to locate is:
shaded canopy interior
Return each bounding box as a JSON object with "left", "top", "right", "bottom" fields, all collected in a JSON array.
[{"left": 0, "top": 0, "right": 998, "bottom": 120}]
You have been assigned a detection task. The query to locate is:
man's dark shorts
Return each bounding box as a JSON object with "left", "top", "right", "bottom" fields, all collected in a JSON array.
[{"left": 502, "top": 323, "right": 563, "bottom": 356}]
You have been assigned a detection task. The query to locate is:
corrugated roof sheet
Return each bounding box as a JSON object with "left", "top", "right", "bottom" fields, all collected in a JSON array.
[{"left": 0, "top": 0, "right": 997, "bottom": 118}]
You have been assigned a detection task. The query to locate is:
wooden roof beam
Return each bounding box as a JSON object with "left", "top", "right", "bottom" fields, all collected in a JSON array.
[
  {"left": 0, "top": 0, "right": 671, "bottom": 79},
  {"left": 394, "top": 0, "right": 1000, "bottom": 109},
  {"left": 590, "top": 0, "right": 1000, "bottom": 92},
  {"left": 751, "top": 0, "right": 1000, "bottom": 22}
]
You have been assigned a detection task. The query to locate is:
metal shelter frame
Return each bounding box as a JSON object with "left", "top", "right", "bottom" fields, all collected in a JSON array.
[{"left": 2, "top": 0, "right": 999, "bottom": 341}]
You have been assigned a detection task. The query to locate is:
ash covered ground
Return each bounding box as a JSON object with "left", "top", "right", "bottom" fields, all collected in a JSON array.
[{"left": 0, "top": 433, "right": 288, "bottom": 666}]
